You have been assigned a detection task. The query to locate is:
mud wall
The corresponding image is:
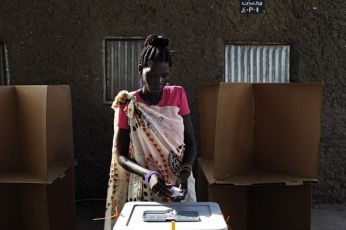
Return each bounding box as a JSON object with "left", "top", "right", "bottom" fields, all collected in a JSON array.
[{"left": 0, "top": 0, "right": 345, "bottom": 203}]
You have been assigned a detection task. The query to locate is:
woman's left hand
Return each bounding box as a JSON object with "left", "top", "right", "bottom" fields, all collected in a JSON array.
[{"left": 176, "top": 169, "right": 190, "bottom": 200}]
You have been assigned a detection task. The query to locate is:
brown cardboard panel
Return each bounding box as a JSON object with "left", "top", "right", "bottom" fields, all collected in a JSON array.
[
  {"left": 0, "top": 172, "right": 46, "bottom": 183},
  {"left": 247, "top": 183, "right": 311, "bottom": 230},
  {"left": 0, "top": 167, "right": 75, "bottom": 230},
  {"left": 197, "top": 162, "right": 313, "bottom": 230},
  {"left": 197, "top": 161, "right": 209, "bottom": 202},
  {"left": 217, "top": 169, "right": 316, "bottom": 185},
  {"left": 253, "top": 84, "right": 322, "bottom": 178},
  {"left": 198, "top": 159, "right": 316, "bottom": 186},
  {"left": 198, "top": 84, "right": 219, "bottom": 160},
  {"left": 46, "top": 160, "right": 76, "bottom": 184},
  {"left": 0, "top": 160, "right": 74, "bottom": 183},
  {"left": 20, "top": 184, "right": 50, "bottom": 230},
  {"left": 214, "top": 83, "right": 254, "bottom": 179},
  {"left": 16, "top": 86, "right": 47, "bottom": 179},
  {"left": 198, "top": 158, "right": 215, "bottom": 184},
  {"left": 46, "top": 86, "right": 74, "bottom": 163},
  {"left": 47, "top": 167, "right": 75, "bottom": 230},
  {"left": 209, "top": 185, "right": 248, "bottom": 230},
  {"left": 0, "top": 184, "right": 21, "bottom": 229},
  {"left": 0, "top": 86, "right": 19, "bottom": 171},
  {"left": 197, "top": 161, "right": 247, "bottom": 230}
]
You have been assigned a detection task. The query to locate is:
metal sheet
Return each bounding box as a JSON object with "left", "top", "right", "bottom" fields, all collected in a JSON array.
[
  {"left": 105, "top": 39, "right": 144, "bottom": 102},
  {"left": 225, "top": 44, "right": 290, "bottom": 83}
]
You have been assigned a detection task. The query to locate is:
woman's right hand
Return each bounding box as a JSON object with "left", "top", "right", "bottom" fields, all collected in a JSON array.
[{"left": 149, "top": 174, "right": 172, "bottom": 197}]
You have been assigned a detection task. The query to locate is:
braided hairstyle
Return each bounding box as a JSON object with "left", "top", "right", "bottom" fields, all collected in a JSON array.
[{"left": 138, "top": 35, "right": 172, "bottom": 74}]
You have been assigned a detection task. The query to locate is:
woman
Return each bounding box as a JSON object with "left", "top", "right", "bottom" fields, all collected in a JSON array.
[{"left": 104, "top": 35, "right": 197, "bottom": 228}]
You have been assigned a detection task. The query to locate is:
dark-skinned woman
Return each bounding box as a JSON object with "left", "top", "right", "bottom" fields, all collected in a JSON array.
[{"left": 104, "top": 35, "right": 197, "bottom": 229}]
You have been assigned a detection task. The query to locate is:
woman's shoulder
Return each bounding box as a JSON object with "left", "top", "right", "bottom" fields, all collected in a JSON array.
[
  {"left": 164, "top": 85, "right": 186, "bottom": 95},
  {"left": 162, "top": 85, "right": 188, "bottom": 106},
  {"left": 111, "top": 89, "right": 141, "bottom": 109}
]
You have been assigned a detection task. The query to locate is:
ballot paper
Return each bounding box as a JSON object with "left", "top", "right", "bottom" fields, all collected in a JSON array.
[{"left": 168, "top": 186, "right": 184, "bottom": 198}]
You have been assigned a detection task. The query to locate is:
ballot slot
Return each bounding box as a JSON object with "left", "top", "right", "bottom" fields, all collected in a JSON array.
[{"left": 143, "top": 209, "right": 200, "bottom": 222}]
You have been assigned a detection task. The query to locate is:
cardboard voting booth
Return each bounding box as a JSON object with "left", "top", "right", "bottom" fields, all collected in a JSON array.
[
  {"left": 197, "top": 83, "right": 322, "bottom": 230},
  {"left": 0, "top": 85, "right": 75, "bottom": 230}
]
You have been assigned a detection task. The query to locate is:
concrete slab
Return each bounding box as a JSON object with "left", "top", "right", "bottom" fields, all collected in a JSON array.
[{"left": 312, "top": 204, "right": 346, "bottom": 230}]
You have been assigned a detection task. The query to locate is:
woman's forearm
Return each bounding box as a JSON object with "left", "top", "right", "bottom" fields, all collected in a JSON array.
[
  {"left": 117, "top": 155, "right": 150, "bottom": 177},
  {"left": 116, "top": 128, "right": 150, "bottom": 177}
]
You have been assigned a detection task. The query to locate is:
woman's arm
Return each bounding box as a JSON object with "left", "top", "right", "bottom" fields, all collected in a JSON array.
[
  {"left": 116, "top": 128, "right": 149, "bottom": 177},
  {"left": 117, "top": 128, "right": 149, "bottom": 177},
  {"left": 116, "top": 128, "right": 171, "bottom": 196},
  {"left": 182, "top": 115, "right": 197, "bottom": 166},
  {"left": 176, "top": 114, "right": 196, "bottom": 197}
]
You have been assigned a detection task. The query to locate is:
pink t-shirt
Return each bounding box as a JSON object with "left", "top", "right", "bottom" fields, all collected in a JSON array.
[{"left": 116, "top": 86, "right": 190, "bottom": 129}]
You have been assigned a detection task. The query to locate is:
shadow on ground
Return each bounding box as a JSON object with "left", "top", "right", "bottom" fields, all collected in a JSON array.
[{"left": 77, "top": 200, "right": 105, "bottom": 230}]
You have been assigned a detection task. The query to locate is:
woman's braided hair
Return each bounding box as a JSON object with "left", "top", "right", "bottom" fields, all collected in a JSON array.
[{"left": 138, "top": 35, "right": 172, "bottom": 74}]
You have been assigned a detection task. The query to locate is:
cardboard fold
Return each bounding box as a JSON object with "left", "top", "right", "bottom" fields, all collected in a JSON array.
[
  {"left": 198, "top": 84, "right": 219, "bottom": 161},
  {"left": 0, "top": 85, "right": 74, "bottom": 181},
  {"left": 197, "top": 83, "right": 320, "bottom": 230},
  {"left": 0, "top": 85, "right": 75, "bottom": 230},
  {"left": 46, "top": 86, "right": 74, "bottom": 163},
  {"left": 214, "top": 84, "right": 254, "bottom": 179},
  {"left": 198, "top": 83, "right": 322, "bottom": 181},
  {"left": 0, "top": 160, "right": 75, "bottom": 184},
  {"left": 16, "top": 86, "right": 48, "bottom": 178},
  {"left": 0, "top": 87, "right": 19, "bottom": 171},
  {"left": 198, "top": 162, "right": 312, "bottom": 230},
  {"left": 199, "top": 158, "right": 316, "bottom": 186},
  {"left": 0, "top": 167, "right": 75, "bottom": 230}
]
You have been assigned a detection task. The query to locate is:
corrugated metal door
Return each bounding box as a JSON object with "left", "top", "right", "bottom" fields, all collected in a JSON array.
[
  {"left": 104, "top": 38, "right": 144, "bottom": 102},
  {"left": 225, "top": 44, "right": 290, "bottom": 83}
]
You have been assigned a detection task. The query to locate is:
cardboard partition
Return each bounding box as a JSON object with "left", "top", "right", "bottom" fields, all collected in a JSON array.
[
  {"left": 0, "top": 183, "right": 21, "bottom": 229},
  {"left": 0, "top": 85, "right": 73, "bottom": 181},
  {"left": 214, "top": 84, "right": 254, "bottom": 179},
  {"left": 0, "top": 87, "right": 19, "bottom": 171},
  {"left": 197, "top": 163, "right": 312, "bottom": 230},
  {"left": 46, "top": 167, "right": 76, "bottom": 230},
  {"left": 0, "top": 167, "right": 75, "bottom": 230},
  {"left": 198, "top": 83, "right": 321, "bottom": 181},
  {"left": 247, "top": 184, "right": 311, "bottom": 230},
  {"left": 253, "top": 84, "right": 322, "bottom": 178},
  {"left": 16, "top": 86, "right": 48, "bottom": 179},
  {"left": 0, "top": 160, "right": 74, "bottom": 184},
  {"left": 46, "top": 86, "right": 74, "bottom": 163},
  {"left": 198, "top": 158, "right": 314, "bottom": 186},
  {"left": 198, "top": 84, "right": 219, "bottom": 160},
  {"left": 197, "top": 164, "right": 247, "bottom": 230}
]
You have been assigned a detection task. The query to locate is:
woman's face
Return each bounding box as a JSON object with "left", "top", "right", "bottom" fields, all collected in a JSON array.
[{"left": 141, "top": 62, "right": 169, "bottom": 94}]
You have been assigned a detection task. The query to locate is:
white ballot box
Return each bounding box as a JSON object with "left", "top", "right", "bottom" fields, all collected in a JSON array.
[{"left": 113, "top": 202, "right": 228, "bottom": 230}]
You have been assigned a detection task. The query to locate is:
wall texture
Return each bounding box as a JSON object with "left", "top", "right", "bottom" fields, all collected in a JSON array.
[{"left": 0, "top": 0, "right": 345, "bottom": 203}]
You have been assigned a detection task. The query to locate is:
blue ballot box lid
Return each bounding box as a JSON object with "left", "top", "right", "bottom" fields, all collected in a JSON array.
[{"left": 114, "top": 202, "right": 228, "bottom": 230}]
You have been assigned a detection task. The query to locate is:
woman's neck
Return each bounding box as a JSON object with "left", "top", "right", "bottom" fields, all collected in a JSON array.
[{"left": 140, "top": 88, "right": 163, "bottom": 105}]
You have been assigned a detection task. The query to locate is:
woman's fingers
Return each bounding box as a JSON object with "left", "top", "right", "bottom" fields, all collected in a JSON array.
[
  {"left": 151, "top": 179, "right": 172, "bottom": 197},
  {"left": 165, "top": 182, "right": 174, "bottom": 188}
]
